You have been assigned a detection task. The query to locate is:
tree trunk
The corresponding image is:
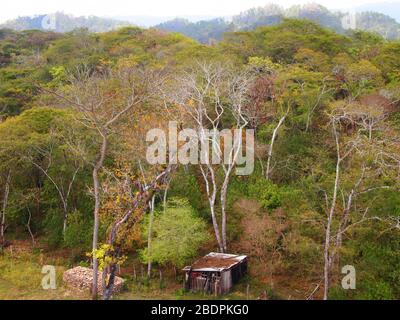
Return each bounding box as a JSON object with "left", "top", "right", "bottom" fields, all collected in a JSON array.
[
  {"left": 221, "top": 192, "right": 228, "bottom": 253},
  {"left": 147, "top": 195, "right": 155, "bottom": 278},
  {"left": 0, "top": 170, "right": 11, "bottom": 247},
  {"left": 102, "top": 250, "right": 119, "bottom": 300},
  {"left": 163, "top": 181, "right": 169, "bottom": 214},
  {"left": 210, "top": 204, "right": 224, "bottom": 253},
  {"left": 101, "top": 164, "right": 174, "bottom": 300},
  {"left": 92, "top": 134, "right": 108, "bottom": 300},
  {"left": 336, "top": 190, "right": 354, "bottom": 255},
  {"left": 266, "top": 114, "right": 287, "bottom": 180},
  {"left": 324, "top": 123, "right": 341, "bottom": 300},
  {"left": 26, "top": 206, "right": 35, "bottom": 247},
  {"left": 62, "top": 201, "right": 68, "bottom": 238},
  {"left": 220, "top": 173, "right": 231, "bottom": 253},
  {"left": 200, "top": 165, "right": 224, "bottom": 253}
]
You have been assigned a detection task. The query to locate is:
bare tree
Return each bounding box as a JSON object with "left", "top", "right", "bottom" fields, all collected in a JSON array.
[
  {"left": 25, "top": 206, "right": 35, "bottom": 247},
  {"left": 321, "top": 99, "right": 399, "bottom": 299},
  {"left": 265, "top": 105, "right": 290, "bottom": 180},
  {"left": 323, "top": 115, "right": 355, "bottom": 300},
  {"left": 169, "top": 61, "right": 254, "bottom": 252},
  {"left": 305, "top": 77, "right": 333, "bottom": 132},
  {"left": 27, "top": 138, "right": 81, "bottom": 237},
  {"left": 43, "top": 64, "right": 157, "bottom": 299}
]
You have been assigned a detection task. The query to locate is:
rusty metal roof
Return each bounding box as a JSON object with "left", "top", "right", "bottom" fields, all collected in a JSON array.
[{"left": 183, "top": 252, "right": 247, "bottom": 272}]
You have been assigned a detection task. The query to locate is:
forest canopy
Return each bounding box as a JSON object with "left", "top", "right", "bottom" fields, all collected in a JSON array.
[{"left": 0, "top": 18, "right": 399, "bottom": 300}]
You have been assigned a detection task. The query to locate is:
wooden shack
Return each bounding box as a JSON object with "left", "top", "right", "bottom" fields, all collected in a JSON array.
[{"left": 182, "top": 252, "right": 248, "bottom": 295}]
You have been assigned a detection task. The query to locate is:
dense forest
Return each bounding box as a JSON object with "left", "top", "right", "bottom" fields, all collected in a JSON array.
[{"left": 0, "top": 17, "right": 399, "bottom": 300}]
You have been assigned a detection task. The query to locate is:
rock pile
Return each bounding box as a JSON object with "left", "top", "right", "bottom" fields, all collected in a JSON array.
[{"left": 63, "top": 266, "right": 125, "bottom": 295}]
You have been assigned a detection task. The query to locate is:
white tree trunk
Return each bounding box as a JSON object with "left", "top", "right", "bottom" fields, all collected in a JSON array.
[
  {"left": 0, "top": 170, "right": 11, "bottom": 246},
  {"left": 220, "top": 179, "right": 229, "bottom": 253},
  {"left": 266, "top": 113, "right": 287, "bottom": 180},
  {"left": 323, "top": 122, "right": 341, "bottom": 300},
  {"left": 92, "top": 134, "right": 108, "bottom": 300},
  {"left": 147, "top": 195, "right": 155, "bottom": 278}
]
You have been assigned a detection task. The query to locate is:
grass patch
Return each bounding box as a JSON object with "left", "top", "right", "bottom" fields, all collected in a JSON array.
[{"left": 0, "top": 251, "right": 87, "bottom": 300}]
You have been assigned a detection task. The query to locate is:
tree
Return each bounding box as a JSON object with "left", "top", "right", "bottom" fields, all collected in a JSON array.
[
  {"left": 99, "top": 161, "right": 174, "bottom": 299},
  {"left": 27, "top": 128, "right": 83, "bottom": 237},
  {"left": 338, "top": 59, "right": 384, "bottom": 99},
  {"left": 140, "top": 198, "right": 208, "bottom": 268},
  {"left": 45, "top": 63, "right": 157, "bottom": 299},
  {"left": 0, "top": 107, "right": 76, "bottom": 247},
  {"left": 320, "top": 99, "right": 400, "bottom": 299},
  {"left": 0, "top": 169, "right": 11, "bottom": 249},
  {"left": 83, "top": 96, "right": 176, "bottom": 300},
  {"left": 168, "top": 61, "right": 254, "bottom": 252}
]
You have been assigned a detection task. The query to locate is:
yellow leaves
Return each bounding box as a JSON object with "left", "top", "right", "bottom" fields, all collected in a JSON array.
[
  {"left": 116, "top": 55, "right": 139, "bottom": 70},
  {"left": 97, "top": 58, "right": 112, "bottom": 71},
  {"left": 114, "top": 169, "right": 123, "bottom": 178},
  {"left": 248, "top": 56, "right": 280, "bottom": 74},
  {"left": 87, "top": 244, "right": 127, "bottom": 271},
  {"left": 187, "top": 99, "right": 195, "bottom": 107},
  {"left": 114, "top": 194, "right": 131, "bottom": 205}
]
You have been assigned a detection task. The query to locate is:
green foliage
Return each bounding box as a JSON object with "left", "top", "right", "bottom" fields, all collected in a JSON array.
[
  {"left": 43, "top": 208, "right": 64, "bottom": 248},
  {"left": 0, "top": 107, "right": 94, "bottom": 250},
  {"left": 140, "top": 198, "right": 209, "bottom": 268},
  {"left": 372, "top": 42, "right": 400, "bottom": 82},
  {"left": 48, "top": 65, "right": 67, "bottom": 86},
  {"left": 168, "top": 169, "right": 206, "bottom": 215},
  {"left": 64, "top": 210, "right": 93, "bottom": 250},
  {"left": 247, "top": 56, "right": 280, "bottom": 73},
  {"left": 1, "top": 17, "right": 399, "bottom": 300},
  {"left": 343, "top": 59, "right": 384, "bottom": 96},
  {"left": 248, "top": 179, "right": 283, "bottom": 210},
  {"left": 357, "top": 281, "right": 394, "bottom": 300}
]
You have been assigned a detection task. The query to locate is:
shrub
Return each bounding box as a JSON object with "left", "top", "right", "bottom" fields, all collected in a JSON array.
[
  {"left": 140, "top": 198, "right": 209, "bottom": 268},
  {"left": 248, "top": 179, "right": 283, "bottom": 210}
]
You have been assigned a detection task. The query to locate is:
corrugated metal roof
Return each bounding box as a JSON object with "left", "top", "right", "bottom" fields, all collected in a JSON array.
[{"left": 183, "top": 252, "right": 247, "bottom": 272}]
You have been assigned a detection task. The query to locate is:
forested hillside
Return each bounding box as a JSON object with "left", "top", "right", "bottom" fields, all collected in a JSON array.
[
  {"left": 0, "top": 12, "right": 130, "bottom": 33},
  {"left": 2, "top": 3, "right": 400, "bottom": 42},
  {"left": 157, "top": 3, "right": 400, "bottom": 42},
  {"left": 0, "top": 19, "right": 399, "bottom": 300}
]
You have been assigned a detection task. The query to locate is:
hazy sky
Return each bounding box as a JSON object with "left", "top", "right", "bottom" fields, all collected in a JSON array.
[{"left": 0, "top": 0, "right": 398, "bottom": 23}]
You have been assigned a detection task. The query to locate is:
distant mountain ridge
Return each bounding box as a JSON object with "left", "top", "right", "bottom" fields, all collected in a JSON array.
[
  {"left": 156, "top": 3, "right": 400, "bottom": 42},
  {"left": 0, "top": 12, "right": 130, "bottom": 33},
  {"left": 356, "top": 1, "right": 400, "bottom": 22},
  {"left": 0, "top": 3, "right": 399, "bottom": 42}
]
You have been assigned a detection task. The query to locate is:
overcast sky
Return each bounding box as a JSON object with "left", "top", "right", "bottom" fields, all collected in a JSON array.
[{"left": 0, "top": 0, "right": 398, "bottom": 23}]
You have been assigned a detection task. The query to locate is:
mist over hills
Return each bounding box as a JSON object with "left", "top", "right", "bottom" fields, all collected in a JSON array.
[
  {"left": 156, "top": 3, "right": 400, "bottom": 42},
  {"left": 1, "top": 3, "right": 399, "bottom": 42},
  {"left": 0, "top": 12, "right": 130, "bottom": 33},
  {"left": 356, "top": 1, "right": 400, "bottom": 22},
  {"left": 112, "top": 15, "right": 220, "bottom": 28}
]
